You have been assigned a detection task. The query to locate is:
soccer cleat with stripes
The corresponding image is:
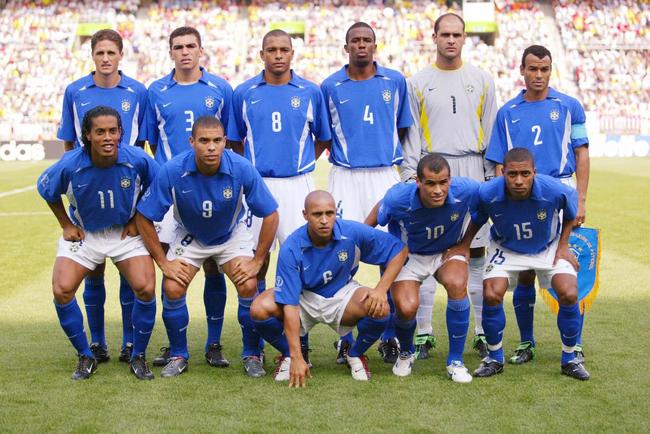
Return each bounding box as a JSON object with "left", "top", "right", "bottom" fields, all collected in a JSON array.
[
  {"left": 243, "top": 355, "right": 266, "bottom": 378},
  {"left": 509, "top": 341, "right": 536, "bottom": 365},
  {"left": 561, "top": 359, "right": 590, "bottom": 381},
  {"left": 274, "top": 356, "right": 291, "bottom": 381},
  {"left": 205, "top": 343, "right": 230, "bottom": 368},
  {"left": 414, "top": 334, "right": 437, "bottom": 360},
  {"left": 334, "top": 339, "right": 350, "bottom": 365},
  {"left": 160, "top": 357, "right": 188, "bottom": 378},
  {"left": 474, "top": 357, "right": 504, "bottom": 378},
  {"left": 392, "top": 351, "right": 415, "bottom": 377},
  {"left": 377, "top": 337, "right": 400, "bottom": 364}
]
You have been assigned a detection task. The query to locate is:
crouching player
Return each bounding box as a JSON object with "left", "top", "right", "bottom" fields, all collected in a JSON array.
[
  {"left": 135, "top": 116, "right": 279, "bottom": 378},
  {"left": 366, "top": 153, "right": 478, "bottom": 383},
  {"left": 250, "top": 191, "right": 408, "bottom": 385},
  {"left": 37, "top": 106, "right": 158, "bottom": 380},
  {"left": 451, "top": 148, "right": 589, "bottom": 380}
]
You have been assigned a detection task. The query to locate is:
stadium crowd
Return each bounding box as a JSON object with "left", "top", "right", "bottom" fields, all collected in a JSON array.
[{"left": 0, "top": 0, "right": 647, "bottom": 129}]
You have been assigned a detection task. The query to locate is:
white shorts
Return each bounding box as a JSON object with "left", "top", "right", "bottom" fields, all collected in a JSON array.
[
  {"left": 483, "top": 239, "right": 577, "bottom": 288},
  {"left": 155, "top": 206, "right": 177, "bottom": 245},
  {"left": 244, "top": 174, "right": 314, "bottom": 248},
  {"left": 328, "top": 165, "right": 399, "bottom": 226},
  {"left": 299, "top": 280, "right": 362, "bottom": 336},
  {"left": 56, "top": 225, "right": 150, "bottom": 270},
  {"left": 395, "top": 252, "right": 466, "bottom": 283},
  {"left": 166, "top": 222, "right": 254, "bottom": 270}
]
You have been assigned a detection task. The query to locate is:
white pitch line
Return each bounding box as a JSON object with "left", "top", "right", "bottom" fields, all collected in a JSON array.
[
  {"left": 0, "top": 185, "right": 37, "bottom": 198},
  {"left": 0, "top": 211, "right": 49, "bottom": 217}
]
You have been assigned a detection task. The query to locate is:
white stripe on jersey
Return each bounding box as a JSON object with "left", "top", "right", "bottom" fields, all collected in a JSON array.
[
  {"left": 328, "top": 96, "right": 351, "bottom": 167},
  {"left": 228, "top": 187, "right": 244, "bottom": 233},
  {"left": 171, "top": 186, "right": 182, "bottom": 227},
  {"left": 155, "top": 104, "right": 172, "bottom": 161},
  {"left": 128, "top": 103, "right": 140, "bottom": 146},
  {"left": 560, "top": 111, "right": 572, "bottom": 175},
  {"left": 392, "top": 88, "right": 400, "bottom": 164},
  {"left": 505, "top": 118, "right": 513, "bottom": 151},
  {"left": 66, "top": 181, "right": 84, "bottom": 229},
  {"left": 129, "top": 174, "right": 142, "bottom": 219},
  {"left": 73, "top": 102, "right": 83, "bottom": 147},
  {"left": 242, "top": 100, "right": 256, "bottom": 168},
  {"left": 297, "top": 99, "right": 314, "bottom": 173}
]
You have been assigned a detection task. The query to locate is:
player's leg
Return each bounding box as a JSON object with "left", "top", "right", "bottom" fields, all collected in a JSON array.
[
  {"left": 115, "top": 255, "right": 156, "bottom": 380},
  {"left": 52, "top": 256, "right": 96, "bottom": 379},
  {"left": 250, "top": 288, "right": 292, "bottom": 380},
  {"left": 415, "top": 276, "right": 437, "bottom": 360},
  {"left": 549, "top": 272, "right": 589, "bottom": 380},
  {"left": 390, "top": 280, "right": 420, "bottom": 376},
  {"left": 83, "top": 262, "right": 109, "bottom": 362},
  {"left": 118, "top": 272, "right": 135, "bottom": 362},
  {"left": 436, "top": 258, "right": 472, "bottom": 383},
  {"left": 474, "top": 276, "right": 509, "bottom": 378},
  {"left": 469, "top": 246, "right": 488, "bottom": 358},
  {"left": 510, "top": 270, "right": 537, "bottom": 364},
  {"left": 377, "top": 292, "right": 399, "bottom": 364},
  {"left": 152, "top": 209, "right": 176, "bottom": 366},
  {"left": 202, "top": 259, "right": 229, "bottom": 368}
]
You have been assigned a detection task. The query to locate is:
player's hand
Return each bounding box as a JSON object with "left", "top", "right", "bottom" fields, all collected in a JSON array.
[
  {"left": 288, "top": 357, "right": 312, "bottom": 388},
  {"left": 161, "top": 259, "right": 192, "bottom": 286},
  {"left": 361, "top": 288, "right": 389, "bottom": 319},
  {"left": 443, "top": 244, "right": 469, "bottom": 262},
  {"left": 121, "top": 219, "right": 139, "bottom": 239},
  {"left": 554, "top": 246, "right": 579, "bottom": 272},
  {"left": 575, "top": 203, "right": 586, "bottom": 227},
  {"left": 62, "top": 224, "right": 84, "bottom": 242},
  {"left": 230, "top": 257, "right": 262, "bottom": 286}
]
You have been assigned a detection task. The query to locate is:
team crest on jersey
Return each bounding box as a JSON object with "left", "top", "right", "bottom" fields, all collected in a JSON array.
[
  {"left": 223, "top": 186, "right": 233, "bottom": 199},
  {"left": 275, "top": 276, "right": 284, "bottom": 287},
  {"left": 174, "top": 247, "right": 184, "bottom": 256},
  {"left": 485, "top": 264, "right": 494, "bottom": 273},
  {"left": 205, "top": 96, "right": 215, "bottom": 109},
  {"left": 121, "top": 99, "right": 131, "bottom": 112},
  {"left": 537, "top": 209, "right": 547, "bottom": 221},
  {"left": 120, "top": 177, "right": 131, "bottom": 189},
  {"left": 290, "top": 96, "right": 301, "bottom": 109},
  {"left": 466, "top": 84, "right": 475, "bottom": 93},
  {"left": 382, "top": 89, "right": 392, "bottom": 102},
  {"left": 550, "top": 110, "right": 560, "bottom": 121},
  {"left": 337, "top": 250, "right": 348, "bottom": 262},
  {"left": 450, "top": 212, "right": 460, "bottom": 222}
]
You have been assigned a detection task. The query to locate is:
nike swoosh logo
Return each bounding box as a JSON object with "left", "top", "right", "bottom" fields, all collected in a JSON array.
[
  {"left": 138, "top": 330, "right": 152, "bottom": 335},
  {"left": 511, "top": 119, "right": 520, "bottom": 124},
  {"left": 494, "top": 213, "right": 503, "bottom": 217},
  {"left": 428, "top": 87, "right": 436, "bottom": 91},
  {"left": 76, "top": 184, "right": 89, "bottom": 188},
  {"left": 339, "top": 99, "right": 350, "bottom": 104},
  {"left": 162, "top": 102, "right": 172, "bottom": 108},
  {"left": 303, "top": 265, "right": 310, "bottom": 271},
  {"left": 251, "top": 99, "right": 262, "bottom": 104},
  {"left": 80, "top": 102, "right": 91, "bottom": 106},
  {"left": 182, "top": 189, "right": 192, "bottom": 194},
  {"left": 451, "top": 334, "right": 466, "bottom": 339}
]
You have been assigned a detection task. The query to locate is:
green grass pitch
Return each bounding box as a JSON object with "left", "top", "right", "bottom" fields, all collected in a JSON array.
[{"left": 1, "top": 158, "right": 649, "bottom": 432}]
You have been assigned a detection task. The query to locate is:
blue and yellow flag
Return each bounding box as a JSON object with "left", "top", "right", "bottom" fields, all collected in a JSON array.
[{"left": 540, "top": 227, "right": 601, "bottom": 314}]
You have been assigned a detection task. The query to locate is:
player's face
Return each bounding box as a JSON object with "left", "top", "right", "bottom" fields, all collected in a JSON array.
[
  {"left": 86, "top": 115, "right": 121, "bottom": 160},
  {"left": 170, "top": 34, "right": 203, "bottom": 72},
  {"left": 521, "top": 55, "right": 552, "bottom": 93},
  {"left": 92, "top": 40, "right": 123, "bottom": 76},
  {"left": 345, "top": 27, "right": 376, "bottom": 67},
  {"left": 504, "top": 160, "right": 536, "bottom": 200},
  {"left": 190, "top": 126, "right": 226, "bottom": 171},
  {"left": 433, "top": 17, "right": 466, "bottom": 61},
  {"left": 417, "top": 167, "right": 450, "bottom": 208},
  {"left": 303, "top": 199, "right": 337, "bottom": 240},
  {"left": 260, "top": 35, "right": 293, "bottom": 76}
]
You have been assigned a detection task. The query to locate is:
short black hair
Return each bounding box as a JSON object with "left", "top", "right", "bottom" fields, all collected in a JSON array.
[
  {"left": 521, "top": 45, "right": 552, "bottom": 68},
  {"left": 191, "top": 116, "right": 224, "bottom": 138},
  {"left": 504, "top": 148, "right": 535, "bottom": 168},
  {"left": 169, "top": 26, "right": 202, "bottom": 49},
  {"left": 417, "top": 153, "right": 451, "bottom": 179},
  {"left": 91, "top": 29, "right": 123, "bottom": 53},
  {"left": 345, "top": 22, "right": 376, "bottom": 44},
  {"left": 434, "top": 13, "right": 465, "bottom": 34},
  {"left": 81, "top": 106, "right": 123, "bottom": 151},
  {"left": 262, "top": 29, "right": 292, "bottom": 49}
]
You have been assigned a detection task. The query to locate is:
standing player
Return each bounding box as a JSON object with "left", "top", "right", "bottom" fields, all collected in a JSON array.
[
  {"left": 321, "top": 22, "right": 413, "bottom": 361},
  {"left": 486, "top": 45, "right": 590, "bottom": 364},
  {"left": 39, "top": 106, "right": 158, "bottom": 380},
  {"left": 57, "top": 29, "right": 149, "bottom": 365},
  {"left": 135, "top": 116, "right": 279, "bottom": 378},
  {"left": 250, "top": 191, "right": 408, "bottom": 385},
  {"left": 402, "top": 13, "right": 498, "bottom": 359},
  {"left": 449, "top": 148, "right": 590, "bottom": 380},
  {"left": 365, "top": 154, "right": 477, "bottom": 382},
  {"left": 228, "top": 30, "right": 331, "bottom": 372},
  {"left": 146, "top": 26, "right": 234, "bottom": 369}
]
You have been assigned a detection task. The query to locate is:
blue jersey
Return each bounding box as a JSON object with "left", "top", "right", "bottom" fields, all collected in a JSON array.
[
  {"left": 137, "top": 149, "right": 277, "bottom": 246},
  {"left": 471, "top": 175, "right": 578, "bottom": 254},
  {"left": 486, "top": 87, "right": 589, "bottom": 178},
  {"left": 146, "top": 67, "right": 233, "bottom": 164},
  {"left": 274, "top": 219, "right": 405, "bottom": 305},
  {"left": 228, "top": 71, "right": 331, "bottom": 178},
  {"left": 57, "top": 72, "right": 148, "bottom": 148},
  {"left": 321, "top": 63, "right": 413, "bottom": 168},
  {"left": 37, "top": 146, "right": 158, "bottom": 232},
  {"left": 377, "top": 178, "right": 479, "bottom": 255}
]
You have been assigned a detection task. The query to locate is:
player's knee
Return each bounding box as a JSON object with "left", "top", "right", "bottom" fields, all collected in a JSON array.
[
  {"left": 133, "top": 280, "right": 155, "bottom": 302},
  {"left": 442, "top": 275, "right": 467, "bottom": 296},
  {"left": 556, "top": 286, "right": 578, "bottom": 305},
  {"left": 163, "top": 283, "right": 186, "bottom": 300},
  {"left": 394, "top": 297, "right": 418, "bottom": 320},
  {"left": 483, "top": 283, "right": 504, "bottom": 306},
  {"left": 236, "top": 278, "right": 257, "bottom": 298},
  {"left": 52, "top": 281, "right": 75, "bottom": 304},
  {"left": 250, "top": 297, "right": 271, "bottom": 321}
]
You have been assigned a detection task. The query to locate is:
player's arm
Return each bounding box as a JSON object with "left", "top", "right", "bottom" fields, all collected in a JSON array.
[
  {"left": 47, "top": 199, "right": 84, "bottom": 241},
  {"left": 495, "top": 164, "right": 504, "bottom": 176},
  {"left": 554, "top": 214, "right": 578, "bottom": 270},
  {"left": 364, "top": 201, "right": 380, "bottom": 227},
  {"left": 574, "top": 145, "right": 589, "bottom": 226},
  {"left": 374, "top": 245, "right": 408, "bottom": 294},
  {"left": 400, "top": 81, "right": 423, "bottom": 181},
  {"left": 135, "top": 212, "right": 191, "bottom": 286},
  {"left": 282, "top": 304, "right": 311, "bottom": 387},
  {"left": 231, "top": 210, "right": 279, "bottom": 286}
]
